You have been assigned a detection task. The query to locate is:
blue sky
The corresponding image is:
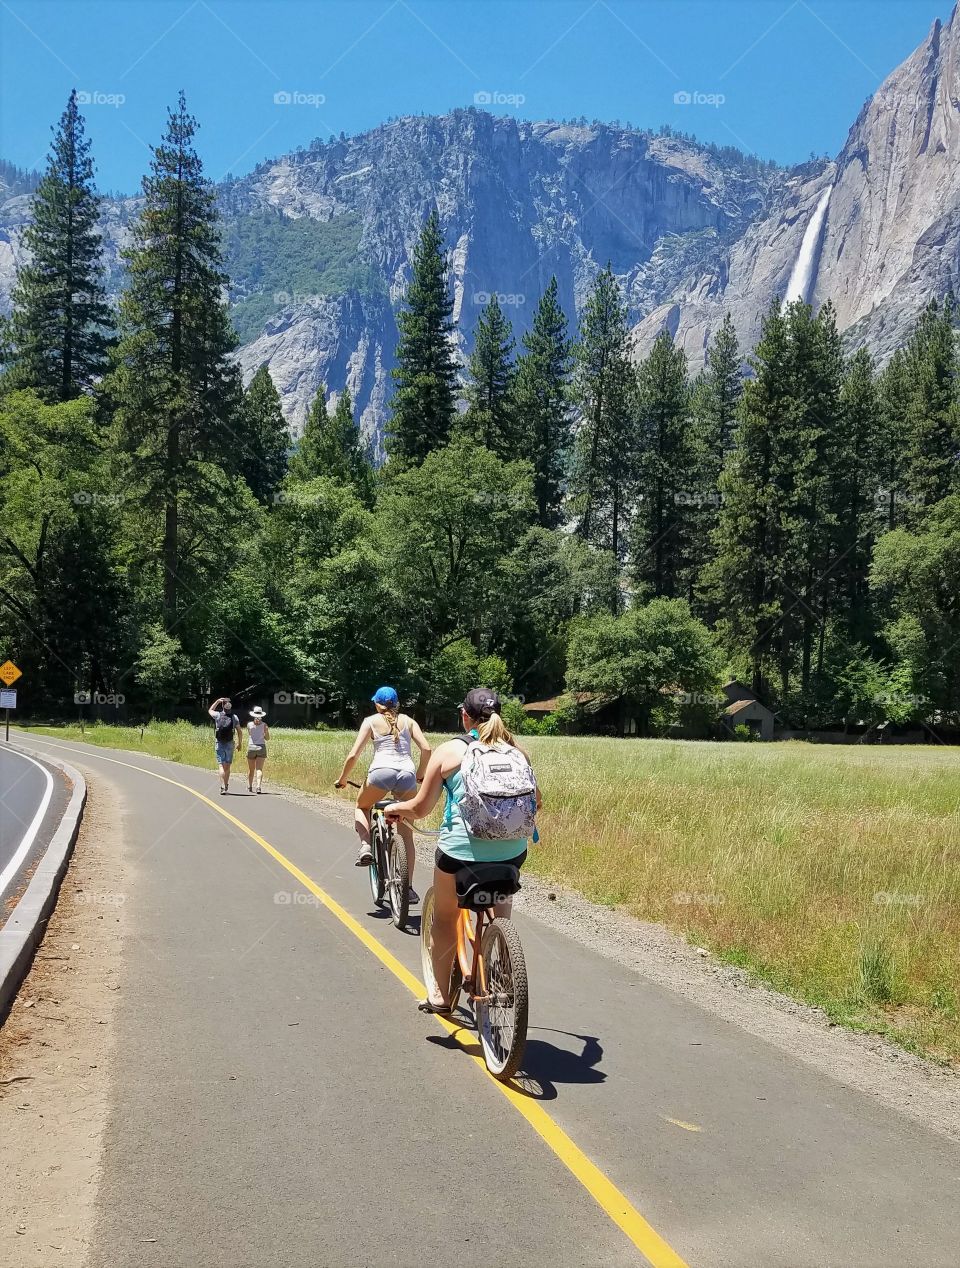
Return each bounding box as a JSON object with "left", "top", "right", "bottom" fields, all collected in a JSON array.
[{"left": 0, "top": 0, "right": 944, "bottom": 191}]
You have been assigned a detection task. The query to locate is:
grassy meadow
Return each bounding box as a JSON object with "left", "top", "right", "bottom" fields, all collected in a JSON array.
[{"left": 24, "top": 721, "right": 960, "bottom": 1063}]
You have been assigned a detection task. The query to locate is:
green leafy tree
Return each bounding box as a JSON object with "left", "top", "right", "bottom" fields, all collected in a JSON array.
[
  {"left": 241, "top": 365, "right": 289, "bottom": 504},
  {"left": 871, "top": 494, "right": 960, "bottom": 714},
  {"left": 375, "top": 438, "right": 533, "bottom": 700},
  {"left": 1, "top": 90, "right": 113, "bottom": 400},
  {"left": 266, "top": 476, "right": 400, "bottom": 713},
  {"left": 106, "top": 93, "right": 242, "bottom": 631},
  {"left": 512, "top": 277, "right": 573, "bottom": 528},
  {"left": 566, "top": 597, "right": 721, "bottom": 735},
  {"left": 388, "top": 209, "right": 457, "bottom": 463},
  {"left": 570, "top": 266, "right": 638, "bottom": 605},
  {"left": 461, "top": 294, "right": 516, "bottom": 456},
  {"left": 0, "top": 390, "right": 129, "bottom": 710}
]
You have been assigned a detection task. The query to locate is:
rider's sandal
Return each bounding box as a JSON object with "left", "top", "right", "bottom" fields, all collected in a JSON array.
[
  {"left": 355, "top": 850, "right": 373, "bottom": 867},
  {"left": 417, "top": 999, "right": 453, "bottom": 1015}
]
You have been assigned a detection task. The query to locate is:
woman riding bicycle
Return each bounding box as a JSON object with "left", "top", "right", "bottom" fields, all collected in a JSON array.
[
  {"left": 335, "top": 686, "right": 431, "bottom": 900},
  {"left": 386, "top": 687, "right": 540, "bottom": 1014}
]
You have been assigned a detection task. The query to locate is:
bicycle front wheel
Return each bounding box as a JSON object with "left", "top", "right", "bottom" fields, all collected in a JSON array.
[
  {"left": 420, "top": 887, "right": 462, "bottom": 1013},
  {"left": 387, "top": 833, "right": 410, "bottom": 930},
  {"left": 368, "top": 817, "right": 386, "bottom": 907},
  {"left": 475, "top": 918, "right": 528, "bottom": 1080}
]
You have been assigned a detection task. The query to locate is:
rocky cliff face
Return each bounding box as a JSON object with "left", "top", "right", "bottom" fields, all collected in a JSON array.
[
  {"left": 635, "top": 6, "right": 960, "bottom": 366},
  {"left": 3, "top": 5, "right": 960, "bottom": 439}
]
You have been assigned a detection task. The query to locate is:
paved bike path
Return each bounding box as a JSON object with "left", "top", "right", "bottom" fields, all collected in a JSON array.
[
  {"left": 16, "top": 734, "right": 960, "bottom": 1268},
  {"left": 0, "top": 746, "right": 69, "bottom": 906}
]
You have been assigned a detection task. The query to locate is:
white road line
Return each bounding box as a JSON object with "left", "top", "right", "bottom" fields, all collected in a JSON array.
[{"left": 0, "top": 748, "right": 55, "bottom": 900}]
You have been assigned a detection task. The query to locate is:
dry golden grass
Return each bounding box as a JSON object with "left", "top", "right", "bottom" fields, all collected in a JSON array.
[{"left": 27, "top": 722, "right": 960, "bottom": 1063}]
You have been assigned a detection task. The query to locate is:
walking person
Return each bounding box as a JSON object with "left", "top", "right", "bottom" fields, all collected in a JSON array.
[
  {"left": 335, "top": 686, "right": 431, "bottom": 901},
  {"left": 208, "top": 696, "right": 242, "bottom": 794},
  {"left": 246, "top": 706, "right": 270, "bottom": 793}
]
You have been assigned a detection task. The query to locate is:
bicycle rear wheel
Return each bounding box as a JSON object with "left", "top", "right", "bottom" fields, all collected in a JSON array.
[
  {"left": 387, "top": 832, "right": 410, "bottom": 930},
  {"left": 420, "top": 887, "right": 462, "bottom": 1013},
  {"left": 368, "top": 816, "right": 386, "bottom": 907},
  {"left": 475, "top": 918, "right": 528, "bottom": 1080}
]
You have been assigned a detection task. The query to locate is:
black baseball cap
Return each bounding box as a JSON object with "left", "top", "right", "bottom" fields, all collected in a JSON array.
[{"left": 459, "top": 688, "right": 501, "bottom": 720}]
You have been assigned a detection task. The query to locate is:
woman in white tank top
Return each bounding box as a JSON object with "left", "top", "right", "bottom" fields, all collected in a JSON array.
[
  {"left": 335, "top": 686, "right": 432, "bottom": 897},
  {"left": 245, "top": 705, "right": 270, "bottom": 793}
]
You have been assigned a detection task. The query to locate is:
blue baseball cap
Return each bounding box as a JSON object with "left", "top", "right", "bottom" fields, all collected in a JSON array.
[{"left": 371, "top": 686, "right": 399, "bottom": 707}]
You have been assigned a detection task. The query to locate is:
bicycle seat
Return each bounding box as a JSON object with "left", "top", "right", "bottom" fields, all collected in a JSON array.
[
  {"left": 374, "top": 799, "right": 394, "bottom": 810},
  {"left": 454, "top": 861, "right": 521, "bottom": 911}
]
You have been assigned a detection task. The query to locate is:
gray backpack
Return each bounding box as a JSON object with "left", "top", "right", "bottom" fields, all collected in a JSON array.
[{"left": 456, "top": 740, "right": 538, "bottom": 841}]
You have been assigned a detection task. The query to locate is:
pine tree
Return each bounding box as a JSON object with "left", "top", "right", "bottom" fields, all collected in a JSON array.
[
  {"left": 512, "top": 277, "right": 573, "bottom": 528},
  {"left": 241, "top": 365, "right": 289, "bottom": 504},
  {"left": 388, "top": 209, "right": 457, "bottom": 463},
  {"left": 287, "top": 385, "right": 374, "bottom": 503},
  {"left": 709, "top": 299, "right": 788, "bottom": 696},
  {"left": 710, "top": 300, "right": 846, "bottom": 705},
  {"left": 461, "top": 295, "right": 516, "bottom": 456},
  {"left": 288, "top": 386, "right": 330, "bottom": 481},
  {"left": 106, "top": 92, "right": 242, "bottom": 630},
  {"left": 632, "top": 331, "right": 694, "bottom": 598},
  {"left": 828, "top": 346, "right": 881, "bottom": 643},
  {"left": 688, "top": 316, "right": 742, "bottom": 610},
  {"left": 876, "top": 349, "right": 910, "bottom": 532},
  {"left": 901, "top": 298, "right": 960, "bottom": 510},
  {"left": 1, "top": 90, "right": 113, "bottom": 400},
  {"left": 570, "top": 267, "right": 637, "bottom": 607},
  {"left": 699, "top": 314, "right": 742, "bottom": 469}
]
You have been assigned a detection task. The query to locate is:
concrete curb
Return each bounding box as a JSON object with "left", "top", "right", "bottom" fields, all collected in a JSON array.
[{"left": 0, "top": 746, "right": 87, "bottom": 1022}]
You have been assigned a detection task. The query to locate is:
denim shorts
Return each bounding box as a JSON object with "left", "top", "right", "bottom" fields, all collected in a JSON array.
[
  {"left": 367, "top": 767, "right": 417, "bottom": 794},
  {"left": 215, "top": 741, "right": 235, "bottom": 764}
]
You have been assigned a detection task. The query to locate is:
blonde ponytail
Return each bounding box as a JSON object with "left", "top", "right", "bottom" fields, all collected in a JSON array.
[
  {"left": 476, "top": 711, "right": 513, "bottom": 747},
  {"left": 376, "top": 702, "right": 401, "bottom": 746}
]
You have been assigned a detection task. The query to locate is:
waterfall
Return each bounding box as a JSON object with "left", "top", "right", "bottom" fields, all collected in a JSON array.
[{"left": 784, "top": 186, "right": 832, "bottom": 305}]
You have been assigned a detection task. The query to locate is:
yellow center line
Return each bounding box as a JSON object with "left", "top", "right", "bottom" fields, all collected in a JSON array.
[{"left": 22, "top": 735, "right": 690, "bottom": 1268}]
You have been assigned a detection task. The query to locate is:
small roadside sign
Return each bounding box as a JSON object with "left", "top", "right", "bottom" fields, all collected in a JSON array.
[
  {"left": 0, "top": 660, "right": 22, "bottom": 687},
  {"left": 1, "top": 683, "right": 15, "bottom": 741}
]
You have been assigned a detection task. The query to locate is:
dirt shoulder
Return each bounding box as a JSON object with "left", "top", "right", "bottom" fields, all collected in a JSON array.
[{"left": 0, "top": 769, "right": 127, "bottom": 1267}]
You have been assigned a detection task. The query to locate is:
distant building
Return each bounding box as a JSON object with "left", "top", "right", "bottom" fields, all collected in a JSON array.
[{"left": 721, "top": 681, "right": 775, "bottom": 741}]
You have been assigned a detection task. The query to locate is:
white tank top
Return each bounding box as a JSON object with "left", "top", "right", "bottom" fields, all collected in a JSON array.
[
  {"left": 369, "top": 715, "right": 414, "bottom": 771},
  {"left": 248, "top": 721, "right": 266, "bottom": 745}
]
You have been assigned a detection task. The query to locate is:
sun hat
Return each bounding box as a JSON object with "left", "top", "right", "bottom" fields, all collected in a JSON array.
[
  {"left": 459, "top": 688, "right": 501, "bottom": 721},
  {"left": 250, "top": 705, "right": 267, "bottom": 719},
  {"left": 371, "top": 686, "right": 399, "bottom": 707}
]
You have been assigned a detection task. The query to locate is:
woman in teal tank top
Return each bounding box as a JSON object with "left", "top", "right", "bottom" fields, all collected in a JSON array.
[{"left": 386, "top": 687, "right": 541, "bottom": 1014}]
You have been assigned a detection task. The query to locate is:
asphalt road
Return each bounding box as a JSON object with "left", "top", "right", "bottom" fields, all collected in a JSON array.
[
  {"left": 0, "top": 745, "right": 69, "bottom": 906},
  {"left": 14, "top": 734, "right": 960, "bottom": 1268}
]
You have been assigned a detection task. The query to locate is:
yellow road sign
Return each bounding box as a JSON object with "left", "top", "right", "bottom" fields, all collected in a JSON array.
[{"left": 0, "top": 660, "right": 22, "bottom": 686}]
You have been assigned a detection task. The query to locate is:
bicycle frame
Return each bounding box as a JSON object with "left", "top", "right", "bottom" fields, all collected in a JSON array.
[{"left": 458, "top": 905, "right": 494, "bottom": 1001}]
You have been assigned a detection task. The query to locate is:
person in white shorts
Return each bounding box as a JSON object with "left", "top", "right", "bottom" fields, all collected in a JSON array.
[
  {"left": 246, "top": 705, "right": 270, "bottom": 794},
  {"left": 335, "top": 686, "right": 431, "bottom": 901}
]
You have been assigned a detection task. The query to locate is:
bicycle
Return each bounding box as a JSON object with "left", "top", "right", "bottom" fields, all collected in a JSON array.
[
  {"left": 345, "top": 780, "right": 409, "bottom": 930},
  {"left": 420, "top": 862, "right": 528, "bottom": 1081}
]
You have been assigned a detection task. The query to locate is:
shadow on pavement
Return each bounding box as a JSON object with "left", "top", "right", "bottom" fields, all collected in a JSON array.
[{"left": 424, "top": 1026, "right": 605, "bottom": 1101}]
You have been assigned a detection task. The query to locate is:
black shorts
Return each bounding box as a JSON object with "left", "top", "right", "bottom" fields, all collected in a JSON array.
[{"left": 435, "top": 847, "right": 528, "bottom": 874}]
